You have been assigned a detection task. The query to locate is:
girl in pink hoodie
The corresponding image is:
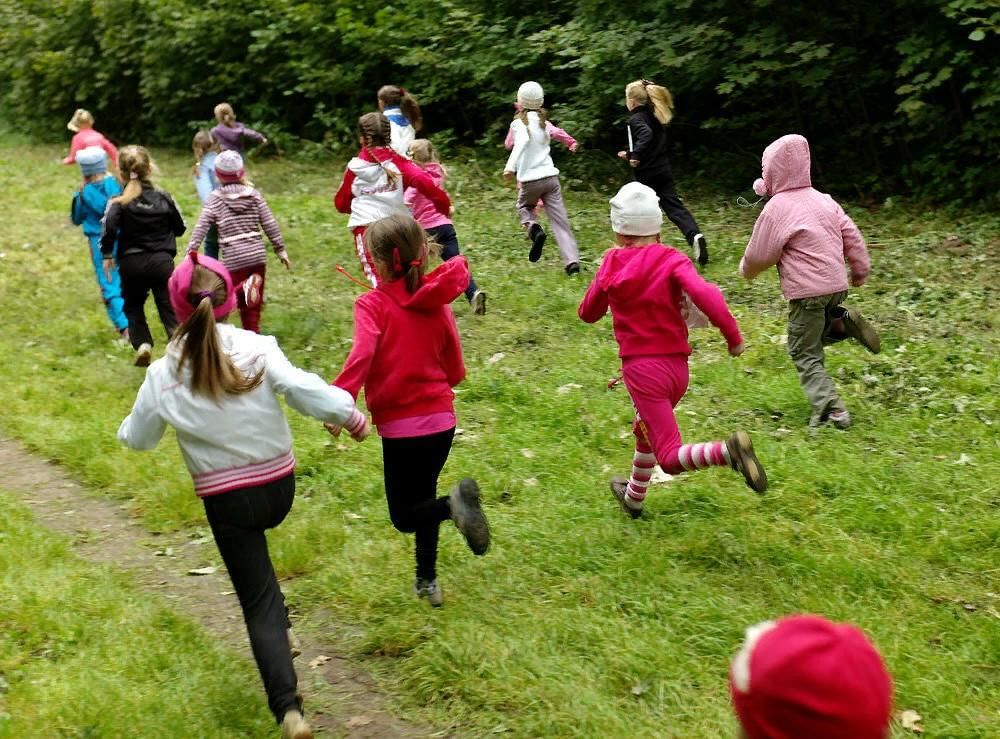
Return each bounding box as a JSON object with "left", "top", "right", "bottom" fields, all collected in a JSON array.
[
  {"left": 405, "top": 139, "right": 486, "bottom": 315},
  {"left": 579, "top": 183, "right": 768, "bottom": 518},
  {"left": 739, "top": 134, "right": 880, "bottom": 429}
]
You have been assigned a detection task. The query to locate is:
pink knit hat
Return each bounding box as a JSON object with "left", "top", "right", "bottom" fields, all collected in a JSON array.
[
  {"left": 730, "top": 615, "right": 893, "bottom": 739},
  {"left": 168, "top": 252, "right": 237, "bottom": 323},
  {"left": 214, "top": 149, "right": 245, "bottom": 183}
]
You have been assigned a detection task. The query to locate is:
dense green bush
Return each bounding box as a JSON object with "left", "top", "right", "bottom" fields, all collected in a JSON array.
[{"left": 1, "top": 0, "right": 996, "bottom": 201}]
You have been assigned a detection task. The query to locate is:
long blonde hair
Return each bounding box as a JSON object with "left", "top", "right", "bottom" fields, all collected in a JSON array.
[
  {"left": 173, "top": 265, "right": 263, "bottom": 400},
  {"left": 214, "top": 102, "right": 236, "bottom": 127},
  {"left": 626, "top": 80, "right": 674, "bottom": 125},
  {"left": 115, "top": 145, "right": 155, "bottom": 206},
  {"left": 365, "top": 214, "right": 427, "bottom": 295},
  {"left": 191, "top": 129, "right": 218, "bottom": 176}
]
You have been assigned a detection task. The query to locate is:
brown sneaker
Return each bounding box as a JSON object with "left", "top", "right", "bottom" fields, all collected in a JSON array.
[
  {"left": 610, "top": 476, "right": 643, "bottom": 518},
  {"left": 841, "top": 306, "right": 880, "bottom": 353},
  {"left": 450, "top": 478, "right": 490, "bottom": 555},
  {"left": 726, "top": 432, "right": 768, "bottom": 493},
  {"left": 414, "top": 578, "right": 444, "bottom": 607},
  {"left": 281, "top": 710, "right": 313, "bottom": 739}
]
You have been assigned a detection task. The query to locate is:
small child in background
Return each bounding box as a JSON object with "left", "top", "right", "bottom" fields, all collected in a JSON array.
[
  {"left": 70, "top": 146, "right": 128, "bottom": 340},
  {"left": 503, "top": 81, "right": 581, "bottom": 274},
  {"left": 377, "top": 85, "right": 422, "bottom": 157},
  {"left": 579, "top": 183, "right": 767, "bottom": 518},
  {"left": 405, "top": 138, "right": 487, "bottom": 315},
  {"left": 187, "top": 150, "right": 290, "bottom": 334},
  {"left": 211, "top": 102, "right": 268, "bottom": 154},
  {"left": 334, "top": 112, "right": 450, "bottom": 288},
  {"left": 331, "top": 214, "right": 490, "bottom": 608},
  {"left": 739, "top": 134, "right": 880, "bottom": 429},
  {"left": 619, "top": 79, "right": 708, "bottom": 266},
  {"left": 62, "top": 108, "right": 118, "bottom": 168},
  {"left": 191, "top": 130, "right": 221, "bottom": 259},
  {"left": 730, "top": 614, "right": 893, "bottom": 739}
]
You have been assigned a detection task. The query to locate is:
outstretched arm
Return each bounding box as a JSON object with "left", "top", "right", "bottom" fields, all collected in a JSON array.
[
  {"left": 673, "top": 260, "right": 743, "bottom": 351},
  {"left": 739, "top": 211, "right": 785, "bottom": 281}
]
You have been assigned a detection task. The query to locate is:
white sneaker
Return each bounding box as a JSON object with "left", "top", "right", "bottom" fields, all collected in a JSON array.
[
  {"left": 243, "top": 273, "right": 263, "bottom": 308},
  {"left": 133, "top": 343, "right": 152, "bottom": 367},
  {"left": 471, "top": 290, "right": 487, "bottom": 315},
  {"left": 281, "top": 710, "right": 313, "bottom": 739},
  {"left": 692, "top": 233, "right": 709, "bottom": 266}
]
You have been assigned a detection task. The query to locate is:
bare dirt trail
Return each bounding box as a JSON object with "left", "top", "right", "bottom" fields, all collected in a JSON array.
[{"left": 0, "top": 438, "right": 440, "bottom": 738}]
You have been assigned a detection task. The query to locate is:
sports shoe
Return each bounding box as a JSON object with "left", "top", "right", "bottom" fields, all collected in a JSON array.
[
  {"left": 414, "top": 578, "right": 444, "bottom": 607},
  {"left": 133, "top": 342, "right": 152, "bottom": 367},
  {"left": 828, "top": 409, "right": 853, "bottom": 429},
  {"left": 243, "top": 273, "right": 263, "bottom": 308},
  {"left": 280, "top": 710, "right": 313, "bottom": 739},
  {"left": 471, "top": 290, "right": 487, "bottom": 315},
  {"left": 840, "top": 307, "right": 880, "bottom": 354},
  {"left": 692, "top": 233, "right": 709, "bottom": 266},
  {"left": 610, "top": 476, "right": 642, "bottom": 519},
  {"left": 528, "top": 223, "right": 546, "bottom": 262},
  {"left": 565, "top": 262, "right": 581, "bottom": 276},
  {"left": 287, "top": 628, "right": 301, "bottom": 658},
  {"left": 726, "top": 431, "right": 768, "bottom": 493},
  {"left": 450, "top": 478, "right": 490, "bottom": 555}
]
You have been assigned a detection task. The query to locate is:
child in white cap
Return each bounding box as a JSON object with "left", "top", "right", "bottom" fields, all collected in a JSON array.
[
  {"left": 579, "top": 183, "right": 767, "bottom": 517},
  {"left": 503, "top": 81, "right": 581, "bottom": 274}
]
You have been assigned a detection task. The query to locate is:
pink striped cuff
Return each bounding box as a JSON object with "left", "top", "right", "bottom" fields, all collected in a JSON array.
[
  {"left": 343, "top": 408, "right": 368, "bottom": 436},
  {"left": 193, "top": 450, "right": 296, "bottom": 497}
]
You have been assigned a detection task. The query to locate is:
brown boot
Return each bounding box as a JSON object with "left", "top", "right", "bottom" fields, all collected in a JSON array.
[
  {"left": 610, "top": 476, "right": 643, "bottom": 519},
  {"left": 726, "top": 432, "right": 768, "bottom": 493},
  {"left": 840, "top": 306, "right": 881, "bottom": 353}
]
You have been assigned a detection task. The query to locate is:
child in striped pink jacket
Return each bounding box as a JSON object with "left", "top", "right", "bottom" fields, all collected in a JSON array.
[{"left": 187, "top": 151, "right": 290, "bottom": 333}]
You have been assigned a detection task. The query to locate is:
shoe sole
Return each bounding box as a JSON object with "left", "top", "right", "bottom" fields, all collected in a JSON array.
[
  {"left": 609, "top": 476, "right": 642, "bottom": 519},
  {"left": 244, "top": 274, "right": 263, "bottom": 308},
  {"left": 843, "top": 310, "right": 880, "bottom": 354},
  {"left": 693, "top": 235, "right": 709, "bottom": 266},
  {"left": 472, "top": 292, "right": 487, "bottom": 315},
  {"left": 726, "top": 432, "right": 768, "bottom": 493},
  {"left": 529, "top": 227, "right": 546, "bottom": 263},
  {"left": 414, "top": 585, "right": 444, "bottom": 608},
  {"left": 451, "top": 478, "right": 490, "bottom": 555},
  {"left": 133, "top": 347, "right": 152, "bottom": 367}
]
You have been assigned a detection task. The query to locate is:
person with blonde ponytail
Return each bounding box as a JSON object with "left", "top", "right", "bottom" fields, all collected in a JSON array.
[
  {"left": 101, "top": 145, "right": 184, "bottom": 367},
  {"left": 211, "top": 102, "right": 268, "bottom": 154},
  {"left": 619, "top": 79, "right": 709, "bottom": 266},
  {"left": 118, "top": 252, "right": 368, "bottom": 739}
]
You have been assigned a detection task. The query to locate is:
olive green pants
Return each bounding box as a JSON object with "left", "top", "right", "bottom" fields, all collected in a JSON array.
[{"left": 787, "top": 291, "right": 848, "bottom": 423}]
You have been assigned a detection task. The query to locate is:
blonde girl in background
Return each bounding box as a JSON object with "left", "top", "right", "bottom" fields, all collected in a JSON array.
[
  {"left": 619, "top": 79, "right": 708, "bottom": 266},
  {"left": 211, "top": 102, "right": 268, "bottom": 154},
  {"left": 191, "top": 130, "right": 221, "bottom": 259},
  {"left": 405, "top": 138, "right": 487, "bottom": 314},
  {"left": 377, "top": 85, "right": 423, "bottom": 157},
  {"left": 62, "top": 108, "right": 118, "bottom": 167},
  {"left": 503, "top": 81, "right": 581, "bottom": 275}
]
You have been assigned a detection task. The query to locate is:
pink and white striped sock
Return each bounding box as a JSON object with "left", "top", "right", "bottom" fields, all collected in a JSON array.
[
  {"left": 625, "top": 439, "right": 656, "bottom": 508},
  {"left": 676, "top": 441, "right": 730, "bottom": 472}
]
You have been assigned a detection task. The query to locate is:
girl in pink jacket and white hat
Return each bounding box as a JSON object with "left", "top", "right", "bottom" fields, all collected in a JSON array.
[{"left": 740, "top": 134, "right": 881, "bottom": 429}]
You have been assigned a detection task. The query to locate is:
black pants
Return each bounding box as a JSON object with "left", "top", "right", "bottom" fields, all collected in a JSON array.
[
  {"left": 381, "top": 428, "right": 455, "bottom": 581},
  {"left": 639, "top": 174, "right": 701, "bottom": 245},
  {"left": 203, "top": 474, "right": 300, "bottom": 724},
  {"left": 426, "top": 224, "right": 477, "bottom": 302},
  {"left": 118, "top": 251, "right": 178, "bottom": 349}
]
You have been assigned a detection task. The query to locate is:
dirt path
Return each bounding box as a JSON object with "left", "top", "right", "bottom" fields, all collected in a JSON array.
[{"left": 0, "top": 438, "right": 439, "bottom": 738}]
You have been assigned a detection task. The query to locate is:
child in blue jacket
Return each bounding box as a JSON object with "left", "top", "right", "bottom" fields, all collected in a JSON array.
[{"left": 71, "top": 146, "right": 128, "bottom": 339}]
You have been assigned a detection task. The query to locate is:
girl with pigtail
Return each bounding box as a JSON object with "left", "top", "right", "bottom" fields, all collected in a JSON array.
[
  {"left": 619, "top": 79, "right": 709, "bottom": 266},
  {"left": 331, "top": 213, "right": 491, "bottom": 608},
  {"left": 377, "top": 85, "right": 423, "bottom": 157},
  {"left": 333, "top": 112, "right": 450, "bottom": 288}
]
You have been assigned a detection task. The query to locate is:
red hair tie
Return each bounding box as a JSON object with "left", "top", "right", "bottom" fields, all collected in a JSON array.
[
  {"left": 191, "top": 251, "right": 200, "bottom": 265},
  {"left": 399, "top": 86, "right": 407, "bottom": 96},
  {"left": 409, "top": 258, "right": 422, "bottom": 268}
]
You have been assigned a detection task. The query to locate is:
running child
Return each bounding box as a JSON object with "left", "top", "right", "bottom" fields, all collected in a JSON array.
[
  {"left": 503, "top": 101, "right": 578, "bottom": 214},
  {"left": 739, "top": 134, "right": 879, "bottom": 429},
  {"left": 578, "top": 183, "right": 767, "bottom": 518},
  {"left": 211, "top": 102, "right": 268, "bottom": 154},
  {"left": 377, "top": 85, "right": 422, "bottom": 157},
  {"left": 119, "top": 252, "right": 368, "bottom": 739},
  {"left": 71, "top": 146, "right": 128, "bottom": 340},
  {"left": 333, "top": 112, "right": 450, "bottom": 288},
  {"left": 503, "top": 81, "right": 581, "bottom": 274},
  {"left": 192, "top": 129, "right": 221, "bottom": 259},
  {"left": 63, "top": 108, "right": 118, "bottom": 167},
  {"left": 100, "top": 145, "right": 184, "bottom": 367},
  {"left": 187, "top": 150, "right": 291, "bottom": 334},
  {"left": 330, "top": 213, "right": 490, "bottom": 607},
  {"left": 618, "top": 79, "right": 708, "bottom": 265},
  {"left": 405, "top": 138, "right": 487, "bottom": 314}
]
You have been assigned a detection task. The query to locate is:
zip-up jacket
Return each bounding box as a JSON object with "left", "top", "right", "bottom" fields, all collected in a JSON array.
[{"left": 101, "top": 186, "right": 185, "bottom": 258}]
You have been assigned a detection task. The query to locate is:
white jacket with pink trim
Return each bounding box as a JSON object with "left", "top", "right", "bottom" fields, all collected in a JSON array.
[{"left": 740, "top": 134, "right": 870, "bottom": 299}]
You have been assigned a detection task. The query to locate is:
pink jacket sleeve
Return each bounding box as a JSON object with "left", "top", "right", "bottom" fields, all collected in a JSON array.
[
  {"left": 839, "top": 206, "right": 870, "bottom": 285},
  {"left": 332, "top": 298, "right": 382, "bottom": 400},
  {"left": 101, "top": 138, "right": 119, "bottom": 167},
  {"left": 503, "top": 125, "right": 515, "bottom": 151},
  {"left": 740, "top": 210, "right": 785, "bottom": 280},
  {"left": 62, "top": 132, "right": 85, "bottom": 164},
  {"left": 673, "top": 260, "right": 743, "bottom": 350},
  {"left": 397, "top": 157, "right": 451, "bottom": 215},
  {"left": 547, "top": 122, "right": 577, "bottom": 150},
  {"left": 578, "top": 261, "right": 610, "bottom": 323}
]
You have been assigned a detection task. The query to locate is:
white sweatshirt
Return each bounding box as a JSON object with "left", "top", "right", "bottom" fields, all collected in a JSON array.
[
  {"left": 118, "top": 323, "right": 364, "bottom": 497},
  {"left": 504, "top": 112, "right": 560, "bottom": 183}
]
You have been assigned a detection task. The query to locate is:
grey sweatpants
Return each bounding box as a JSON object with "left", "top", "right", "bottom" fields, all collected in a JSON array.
[
  {"left": 516, "top": 175, "right": 579, "bottom": 266},
  {"left": 787, "top": 291, "right": 849, "bottom": 423}
]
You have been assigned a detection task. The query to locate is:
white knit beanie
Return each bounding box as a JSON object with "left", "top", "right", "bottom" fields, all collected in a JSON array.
[
  {"left": 517, "top": 81, "right": 544, "bottom": 110},
  {"left": 609, "top": 182, "right": 663, "bottom": 236},
  {"left": 214, "top": 150, "right": 245, "bottom": 182}
]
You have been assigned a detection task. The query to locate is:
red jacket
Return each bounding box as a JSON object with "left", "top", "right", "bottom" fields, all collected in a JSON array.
[
  {"left": 579, "top": 244, "right": 742, "bottom": 357},
  {"left": 333, "top": 146, "right": 450, "bottom": 221},
  {"left": 333, "top": 257, "right": 469, "bottom": 425}
]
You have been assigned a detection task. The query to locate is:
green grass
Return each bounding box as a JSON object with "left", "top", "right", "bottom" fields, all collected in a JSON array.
[{"left": 0, "top": 130, "right": 998, "bottom": 737}]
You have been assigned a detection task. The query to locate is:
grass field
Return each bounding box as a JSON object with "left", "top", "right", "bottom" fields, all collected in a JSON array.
[{"left": 0, "top": 129, "right": 997, "bottom": 737}]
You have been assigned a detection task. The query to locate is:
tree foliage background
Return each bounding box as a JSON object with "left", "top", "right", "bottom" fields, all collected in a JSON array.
[{"left": 1, "top": 0, "right": 996, "bottom": 201}]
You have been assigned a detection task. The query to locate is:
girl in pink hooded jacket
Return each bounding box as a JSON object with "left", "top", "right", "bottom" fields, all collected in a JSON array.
[{"left": 739, "top": 134, "right": 880, "bottom": 429}]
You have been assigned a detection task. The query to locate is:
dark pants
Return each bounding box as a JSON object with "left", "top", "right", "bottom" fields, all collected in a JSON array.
[
  {"left": 426, "top": 224, "right": 477, "bottom": 302},
  {"left": 118, "top": 251, "right": 178, "bottom": 349},
  {"left": 787, "top": 291, "right": 849, "bottom": 422},
  {"left": 203, "top": 474, "right": 300, "bottom": 724},
  {"left": 381, "top": 428, "right": 455, "bottom": 581},
  {"left": 639, "top": 173, "right": 701, "bottom": 245}
]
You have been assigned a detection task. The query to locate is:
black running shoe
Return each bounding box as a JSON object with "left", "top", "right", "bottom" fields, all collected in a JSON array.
[{"left": 528, "top": 223, "right": 546, "bottom": 262}]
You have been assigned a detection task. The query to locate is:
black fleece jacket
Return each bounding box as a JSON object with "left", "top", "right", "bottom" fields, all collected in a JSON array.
[
  {"left": 627, "top": 106, "right": 674, "bottom": 182},
  {"left": 101, "top": 185, "right": 185, "bottom": 258}
]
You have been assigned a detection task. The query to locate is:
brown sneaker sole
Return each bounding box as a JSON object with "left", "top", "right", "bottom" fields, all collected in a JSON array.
[
  {"left": 610, "top": 476, "right": 643, "bottom": 519},
  {"left": 726, "top": 432, "right": 768, "bottom": 494},
  {"left": 842, "top": 308, "right": 880, "bottom": 354},
  {"left": 451, "top": 478, "right": 490, "bottom": 555}
]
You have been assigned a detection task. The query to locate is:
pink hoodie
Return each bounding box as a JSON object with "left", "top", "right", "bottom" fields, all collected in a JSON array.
[
  {"left": 740, "top": 134, "right": 870, "bottom": 299},
  {"left": 404, "top": 162, "right": 452, "bottom": 230},
  {"left": 579, "top": 244, "right": 742, "bottom": 358}
]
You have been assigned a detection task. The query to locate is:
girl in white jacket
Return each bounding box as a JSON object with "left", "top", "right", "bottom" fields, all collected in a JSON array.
[
  {"left": 503, "top": 81, "right": 581, "bottom": 274},
  {"left": 118, "top": 253, "right": 368, "bottom": 739}
]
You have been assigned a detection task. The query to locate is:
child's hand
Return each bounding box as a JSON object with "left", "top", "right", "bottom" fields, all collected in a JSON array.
[
  {"left": 851, "top": 274, "right": 867, "bottom": 287},
  {"left": 350, "top": 423, "right": 370, "bottom": 442},
  {"left": 324, "top": 422, "right": 342, "bottom": 437},
  {"left": 617, "top": 151, "right": 628, "bottom": 159},
  {"left": 279, "top": 251, "right": 292, "bottom": 270},
  {"left": 629, "top": 159, "right": 640, "bottom": 168},
  {"left": 729, "top": 342, "right": 746, "bottom": 357},
  {"left": 569, "top": 142, "right": 579, "bottom": 153},
  {"left": 503, "top": 171, "right": 514, "bottom": 182},
  {"left": 103, "top": 258, "right": 114, "bottom": 282}
]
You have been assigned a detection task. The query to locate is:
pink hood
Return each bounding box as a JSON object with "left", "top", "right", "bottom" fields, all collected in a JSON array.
[{"left": 753, "top": 134, "right": 811, "bottom": 197}]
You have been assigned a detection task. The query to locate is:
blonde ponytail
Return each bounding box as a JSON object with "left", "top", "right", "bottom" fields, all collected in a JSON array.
[
  {"left": 626, "top": 80, "right": 675, "bottom": 125},
  {"left": 115, "top": 145, "right": 155, "bottom": 205}
]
